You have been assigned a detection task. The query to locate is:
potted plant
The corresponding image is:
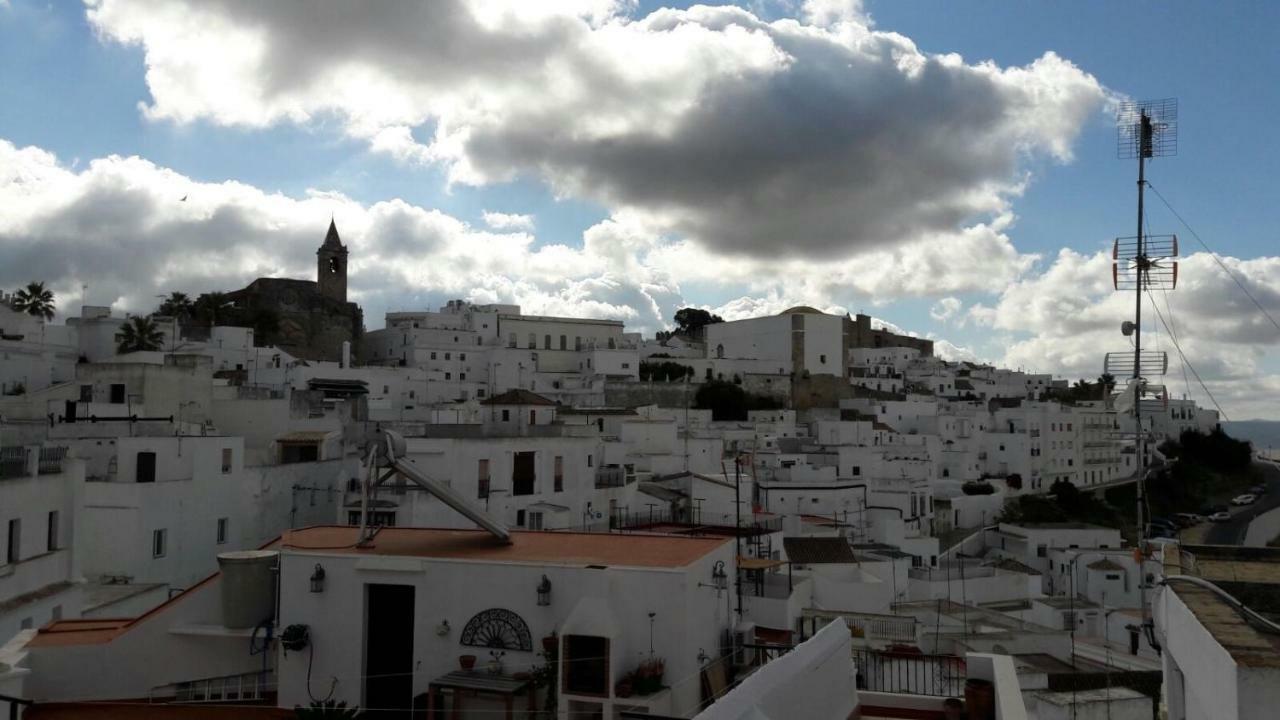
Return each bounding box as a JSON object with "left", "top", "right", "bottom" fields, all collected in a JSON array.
[
  {"left": 615, "top": 672, "right": 634, "bottom": 698},
  {"left": 281, "top": 624, "right": 310, "bottom": 655},
  {"left": 487, "top": 650, "right": 506, "bottom": 675},
  {"left": 459, "top": 654, "right": 477, "bottom": 671},
  {"left": 542, "top": 633, "right": 558, "bottom": 654}
]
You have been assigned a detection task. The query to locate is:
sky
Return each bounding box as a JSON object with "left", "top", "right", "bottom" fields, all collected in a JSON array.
[{"left": 1, "top": 0, "right": 1279, "bottom": 419}]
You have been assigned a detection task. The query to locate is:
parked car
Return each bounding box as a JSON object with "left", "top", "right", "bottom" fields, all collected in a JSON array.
[
  {"left": 1210, "top": 511, "right": 1232, "bottom": 522},
  {"left": 1173, "top": 513, "right": 1202, "bottom": 527},
  {"left": 1231, "top": 494, "right": 1257, "bottom": 506},
  {"left": 1250, "top": 484, "right": 1267, "bottom": 495}
]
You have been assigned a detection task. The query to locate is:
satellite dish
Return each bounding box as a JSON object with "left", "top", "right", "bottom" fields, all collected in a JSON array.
[{"left": 1121, "top": 321, "right": 1136, "bottom": 337}]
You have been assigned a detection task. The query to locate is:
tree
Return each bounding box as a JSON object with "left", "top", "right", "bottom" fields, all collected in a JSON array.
[
  {"left": 11, "top": 282, "right": 55, "bottom": 321},
  {"left": 116, "top": 315, "right": 166, "bottom": 354},
  {"left": 158, "top": 292, "right": 195, "bottom": 322},
  {"left": 673, "top": 307, "right": 724, "bottom": 336},
  {"left": 694, "top": 379, "right": 782, "bottom": 421},
  {"left": 193, "top": 291, "right": 232, "bottom": 326}
]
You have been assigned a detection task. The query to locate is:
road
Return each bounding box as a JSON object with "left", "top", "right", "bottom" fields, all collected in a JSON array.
[{"left": 1203, "top": 461, "right": 1280, "bottom": 545}]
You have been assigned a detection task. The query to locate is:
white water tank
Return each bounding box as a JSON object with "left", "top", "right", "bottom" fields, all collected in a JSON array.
[{"left": 217, "top": 550, "right": 278, "bottom": 629}]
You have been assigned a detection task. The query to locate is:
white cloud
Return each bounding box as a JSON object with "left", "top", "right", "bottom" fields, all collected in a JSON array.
[
  {"left": 0, "top": 139, "right": 682, "bottom": 333},
  {"left": 929, "top": 296, "right": 962, "bottom": 323},
  {"left": 86, "top": 0, "right": 1107, "bottom": 263},
  {"left": 481, "top": 210, "right": 535, "bottom": 232}
]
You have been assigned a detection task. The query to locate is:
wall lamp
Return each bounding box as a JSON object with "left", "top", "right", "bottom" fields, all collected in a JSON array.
[
  {"left": 309, "top": 563, "right": 326, "bottom": 593},
  {"left": 700, "top": 560, "right": 729, "bottom": 591},
  {"left": 537, "top": 574, "right": 552, "bottom": 606}
]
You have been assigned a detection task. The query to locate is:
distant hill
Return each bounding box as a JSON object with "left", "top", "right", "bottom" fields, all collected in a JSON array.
[{"left": 1223, "top": 420, "right": 1280, "bottom": 453}]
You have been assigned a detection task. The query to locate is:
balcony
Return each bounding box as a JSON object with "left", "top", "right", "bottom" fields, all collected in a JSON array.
[
  {"left": 1083, "top": 457, "right": 1120, "bottom": 466},
  {"left": 594, "top": 466, "right": 630, "bottom": 488}
]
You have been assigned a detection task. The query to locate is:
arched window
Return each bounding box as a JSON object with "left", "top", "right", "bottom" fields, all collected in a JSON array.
[
  {"left": 459, "top": 608, "right": 532, "bottom": 651},
  {"left": 716, "top": 344, "right": 724, "bottom": 359}
]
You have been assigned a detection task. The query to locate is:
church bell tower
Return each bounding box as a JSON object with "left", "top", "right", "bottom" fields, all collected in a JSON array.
[{"left": 317, "top": 218, "right": 348, "bottom": 303}]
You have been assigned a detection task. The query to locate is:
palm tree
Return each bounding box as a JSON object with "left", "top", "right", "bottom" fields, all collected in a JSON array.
[
  {"left": 158, "top": 292, "right": 195, "bottom": 322},
  {"left": 116, "top": 315, "right": 166, "bottom": 354},
  {"left": 12, "top": 282, "right": 55, "bottom": 321},
  {"left": 193, "top": 291, "right": 232, "bottom": 327}
]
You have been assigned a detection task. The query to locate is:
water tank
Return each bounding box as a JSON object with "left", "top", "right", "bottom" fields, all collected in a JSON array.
[{"left": 217, "top": 550, "right": 278, "bottom": 629}]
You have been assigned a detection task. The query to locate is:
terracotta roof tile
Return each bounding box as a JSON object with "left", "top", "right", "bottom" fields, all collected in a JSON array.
[{"left": 281, "top": 526, "right": 729, "bottom": 569}]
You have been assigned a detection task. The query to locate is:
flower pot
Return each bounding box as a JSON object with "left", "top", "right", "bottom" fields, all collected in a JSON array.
[
  {"left": 964, "top": 679, "right": 994, "bottom": 720},
  {"left": 615, "top": 678, "right": 633, "bottom": 698},
  {"left": 459, "top": 654, "right": 477, "bottom": 671}
]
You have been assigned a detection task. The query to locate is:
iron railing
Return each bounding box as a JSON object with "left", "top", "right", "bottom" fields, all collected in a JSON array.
[
  {"left": 595, "top": 466, "right": 629, "bottom": 488},
  {"left": 0, "top": 692, "right": 33, "bottom": 720},
  {"left": 38, "top": 446, "right": 67, "bottom": 475},
  {"left": 800, "top": 611, "right": 917, "bottom": 644},
  {"left": 0, "top": 447, "right": 27, "bottom": 479},
  {"left": 851, "top": 649, "right": 966, "bottom": 697},
  {"left": 740, "top": 642, "right": 793, "bottom": 668}
]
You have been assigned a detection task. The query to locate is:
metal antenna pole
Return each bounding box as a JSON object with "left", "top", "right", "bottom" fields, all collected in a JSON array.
[
  {"left": 1133, "top": 111, "right": 1148, "bottom": 551},
  {"left": 735, "top": 454, "right": 743, "bottom": 618}
]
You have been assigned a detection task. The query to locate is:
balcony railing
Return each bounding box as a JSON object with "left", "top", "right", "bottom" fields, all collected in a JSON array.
[
  {"left": 1083, "top": 457, "right": 1120, "bottom": 466},
  {"left": 594, "top": 466, "right": 630, "bottom": 488},
  {"left": 852, "top": 649, "right": 966, "bottom": 697},
  {"left": 0, "top": 446, "right": 28, "bottom": 478},
  {"left": 38, "top": 446, "right": 67, "bottom": 474},
  {"left": 154, "top": 670, "right": 276, "bottom": 703},
  {"left": 800, "top": 610, "right": 917, "bottom": 644}
]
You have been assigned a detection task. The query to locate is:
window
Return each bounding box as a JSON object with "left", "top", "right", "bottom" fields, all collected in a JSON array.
[
  {"left": 554, "top": 456, "right": 564, "bottom": 492},
  {"left": 607, "top": 338, "right": 616, "bottom": 349},
  {"left": 445, "top": 373, "right": 451, "bottom": 380},
  {"left": 46, "top": 511, "right": 58, "bottom": 552},
  {"left": 136, "top": 452, "right": 157, "bottom": 483},
  {"left": 621, "top": 362, "right": 630, "bottom": 369},
  {"left": 513, "top": 451, "right": 536, "bottom": 496},
  {"left": 460, "top": 373, "right": 466, "bottom": 381},
  {"left": 431, "top": 352, "right": 437, "bottom": 360},
  {"left": 221, "top": 448, "right": 233, "bottom": 473},
  {"left": 79, "top": 384, "right": 93, "bottom": 402},
  {"left": 850, "top": 466, "right": 860, "bottom": 476},
  {"left": 575, "top": 336, "right": 582, "bottom": 351},
  {"left": 1061, "top": 611, "right": 1077, "bottom": 630},
  {"left": 544, "top": 334, "right": 552, "bottom": 349},
  {"left": 7, "top": 519, "right": 20, "bottom": 564},
  {"left": 345, "top": 511, "right": 396, "bottom": 526},
  {"left": 587, "top": 454, "right": 593, "bottom": 468},
  {"left": 559, "top": 335, "right": 567, "bottom": 350},
  {"left": 445, "top": 352, "right": 451, "bottom": 360},
  {"left": 820, "top": 354, "right": 827, "bottom": 364},
  {"left": 502, "top": 409, "right": 511, "bottom": 422},
  {"left": 563, "top": 635, "right": 610, "bottom": 695},
  {"left": 516, "top": 509, "right": 527, "bottom": 527},
  {"left": 478, "top": 388, "right": 486, "bottom": 398},
  {"left": 478, "top": 459, "right": 491, "bottom": 499},
  {"left": 109, "top": 383, "right": 126, "bottom": 404},
  {"left": 528, "top": 333, "right": 536, "bottom": 349},
  {"left": 280, "top": 442, "right": 319, "bottom": 464},
  {"left": 216, "top": 518, "right": 228, "bottom": 544},
  {"left": 508, "top": 333, "right": 517, "bottom": 348},
  {"left": 529, "top": 511, "right": 544, "bottom": 530},
  {"left": 1106, "top": 573, "right": 1121, "bottom": 581},
  {"left": 460, "top": 353, "right": 466, "bottom": 361},
  {"left": 529, "top": 409, "right": 537, "bottom": 425},
  {"left": 152, "top": 529, "right": 167, "bottom": 558}
]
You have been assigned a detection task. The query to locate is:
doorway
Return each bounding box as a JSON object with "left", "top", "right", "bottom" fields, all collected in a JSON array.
[{"left": 364, "top": 584, "right": 416, "bottom": 718}]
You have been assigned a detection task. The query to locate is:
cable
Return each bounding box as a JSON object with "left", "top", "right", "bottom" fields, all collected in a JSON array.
[
  {"left": 1147, "top": 182, "right": 1280, "bottom": 336},
  {"left": 1146, "top": 291, "right": 1230, "bottom": 422}
]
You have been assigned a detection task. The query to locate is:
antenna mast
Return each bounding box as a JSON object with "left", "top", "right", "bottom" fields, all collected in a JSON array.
[{"left": 1109, "top": 97, "right": 1178, "bottom": 649}]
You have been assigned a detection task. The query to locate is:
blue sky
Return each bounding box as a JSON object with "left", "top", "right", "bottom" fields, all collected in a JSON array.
[{"left": 1, "top": 0, "right": 1278, "bottom": 417}]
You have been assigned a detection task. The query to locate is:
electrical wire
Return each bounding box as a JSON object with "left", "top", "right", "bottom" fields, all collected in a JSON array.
[
  {"left": 1147, "top": 182, "right": 1280, "bottom": 336},
  {"left": 1146, "top": 291, "right": 1230, "bottom": 422}
]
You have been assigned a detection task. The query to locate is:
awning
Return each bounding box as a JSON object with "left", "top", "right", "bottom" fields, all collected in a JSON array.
[
  {"left": 277, "top": 431, "right": 334, "bottom": 443},
  {"left": 738, "top": 556, "right": 786, "bottom": 570}
]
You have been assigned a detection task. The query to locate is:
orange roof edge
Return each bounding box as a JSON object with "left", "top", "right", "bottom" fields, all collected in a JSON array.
[{"left": 29, "top": 535, "right": 284, "bottom": 649}]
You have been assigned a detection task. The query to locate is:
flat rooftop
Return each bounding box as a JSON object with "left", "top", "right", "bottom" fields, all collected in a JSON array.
[
  {"left": 1165, "top": 544, "right": 1280, "bottom": 668},
  {"left": 282, "top": 526, "right": 731, "bottom": 569}
]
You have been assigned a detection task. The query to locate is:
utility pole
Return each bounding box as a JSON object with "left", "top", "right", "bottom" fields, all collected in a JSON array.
[
  {"left": 734, "top": 454, "right": 743, "bottom": 618},
  {"left": 1108, "top": 98, "right": 1178, "bottom": 653}
]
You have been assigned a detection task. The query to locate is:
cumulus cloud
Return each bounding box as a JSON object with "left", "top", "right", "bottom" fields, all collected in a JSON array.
[
  {"left": 481, "top": 210, "right": 535, "bottom": 232},
  {"left": 973, "top": 248, "right": 1280, "bottom": 420},
  {"left": 929, "top": 297, "right": 962, "bottom": 323},
  {"left": 87, "top": 0, "right": 1107, "bottom": 261},
  {"left": 0, "top": 139, "right": 683, "bottom": 332}
]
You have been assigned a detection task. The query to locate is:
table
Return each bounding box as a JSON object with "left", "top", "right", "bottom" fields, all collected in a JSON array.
[{"left": 425, "top": 669, "right": 537, "bottom": 720}]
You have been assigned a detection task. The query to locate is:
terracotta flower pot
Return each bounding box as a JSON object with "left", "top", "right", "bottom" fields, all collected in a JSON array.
[{"left": 459, "top": 654, "right": 477, "bottom": 671}]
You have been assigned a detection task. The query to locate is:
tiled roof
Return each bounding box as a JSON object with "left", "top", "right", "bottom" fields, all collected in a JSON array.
[
  {"left": 989, "top": 558, "right": 1043, "bottom": 576},
  {"left": 281, "top": 525, "right": 729, "bottom": 569},
  {"left": 1086, "top": 558, "right": 1125, "bottom": 571},
  {"left": 481, "top": 389, "right": 557, "bottom": 406},
  {"left": 784, "top": 537, "right": 857, "bottom": 564}
]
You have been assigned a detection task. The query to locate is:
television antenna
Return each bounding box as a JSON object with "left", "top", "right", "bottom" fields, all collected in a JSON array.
[{"left": 1109, "top": 98, "right": 1178, "bottom": 654}]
